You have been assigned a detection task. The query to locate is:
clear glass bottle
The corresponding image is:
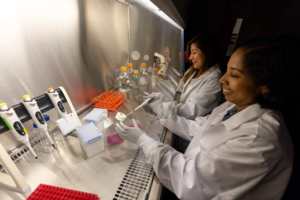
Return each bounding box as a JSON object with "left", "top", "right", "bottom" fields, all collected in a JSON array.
[
  {"left": 152, "top": 68, "right": 159, "bottom": 86},
  {"left": 127, "top": 63, "right": 134, "bottom": 87},
  {"left": 132, "top": 70, "right": 140, "bottom": 89},
  {"left": 119, "top": 66, "right": 130, "bottom": 92},
  {"left": 139, "top": 63, "right": 148, "bottom": 85}
]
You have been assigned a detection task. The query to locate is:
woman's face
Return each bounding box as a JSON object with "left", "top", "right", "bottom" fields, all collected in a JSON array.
[
  {"left": 163, "top": 47, "right": 172, "bottom": 64},
  {"left": 189, "top": 43, "right": 204, "bottom": 69},
  {"left": 219, "top": 49, "right": 267, "bottom": 111}
]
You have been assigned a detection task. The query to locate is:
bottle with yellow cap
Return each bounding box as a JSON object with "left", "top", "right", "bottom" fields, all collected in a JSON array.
[
  {"left": 132, "top": 70, "right": 140, "bottom": 89},
  {"left": 139, "top": 63, "right": 148, "bottom": 85},
  {"left": 119, "top": 66, "right": 130, "bottom": 92}
]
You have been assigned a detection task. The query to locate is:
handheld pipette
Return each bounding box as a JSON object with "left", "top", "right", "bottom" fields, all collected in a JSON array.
[
  {"left": 21, "top": 95, "right": 56, "bottom": 149},
  {"left": 46, "top": 88, "right": 79, "bottom": 137},
  {"left": 0, "top": 103, "right": 38, "bottom": 159},
  {"left": 126, "top": 97, "right": 156, "bottom": 117}
]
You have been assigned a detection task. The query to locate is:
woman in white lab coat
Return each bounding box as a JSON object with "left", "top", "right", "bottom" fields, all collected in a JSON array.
[
  {"left": 116, "top": 35, "right": 299, "bottom": 199},
  {"left": 145, "top": 33, "right": 222, "bottom": 120}
]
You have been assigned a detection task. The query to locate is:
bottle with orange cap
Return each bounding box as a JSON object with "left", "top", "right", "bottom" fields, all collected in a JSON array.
[
  {"left": 127, "top": 63, "right": 134, "bottom": 87},
  {"left": 152, "top": 67, "right": 159, "bottom": 86},
  {"left": 139, "top": 63, "right": 148, "bottom": 85},
  {"left": 119, "top": 66, "right": 130, "bottom": 92},
  {"left": 132, "top": 70, "right": 140, "bottom": 89}
]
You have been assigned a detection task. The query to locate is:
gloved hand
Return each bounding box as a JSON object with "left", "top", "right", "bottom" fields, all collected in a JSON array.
[
  {"left": 115, "top": 119, "right": 144, "bottom": 144},
  {"left": 143, "top": 92, "right": 163, "bottom": 109}
]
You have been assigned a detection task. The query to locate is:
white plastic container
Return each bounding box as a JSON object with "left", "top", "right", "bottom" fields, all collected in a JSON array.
[{"left": 76, "top": 123, "right": 104, "bottom": 158}]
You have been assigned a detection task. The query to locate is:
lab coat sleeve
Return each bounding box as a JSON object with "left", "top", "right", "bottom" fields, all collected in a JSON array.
[
  {"left": 139, "top": 136, "right": 269, "bottom": 200},
  {"left": 160, "top": 114, "right": 210, "bottom": 141},
  {"left": 153, "top": 77, "right": 221, "bottom": 120},
  {"left": 176, "top": 77, "right": 221, "bottom": 119}
]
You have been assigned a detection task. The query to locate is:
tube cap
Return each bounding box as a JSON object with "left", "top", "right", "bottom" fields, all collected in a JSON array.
[
  {"left": 0, "top": 103, "right": 7, "bottom": 107},
  {"left": 0, "top": 103, "right": 8, "bottom": 111},
  {"left": 141, "top": 63, "right": 146, "bottom": 67},
  {"left": 121, "top": 67, "right": 127, "bottom": 71},
  {"left": 127, "top": 63, "right": 133, "bottom": 67},
  {"left": 23, "top": 95, "right": 31, "bottom": 101},
  {"left": 48, "top": 87, "right": 54, "bottom": 92},
  {"left": 133, "top": 70, "right": 139, "bottom": 74},
  {"left": 116, "top": 112, "right": 126, "bottom": 122},
  {"left": 154, "top": 68, "right": 158, "bottom": 72}
]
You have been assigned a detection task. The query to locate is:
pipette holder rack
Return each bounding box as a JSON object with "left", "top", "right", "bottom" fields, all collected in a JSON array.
[{"left": 30, "top": 123, "right": 63, "bottom": 154}]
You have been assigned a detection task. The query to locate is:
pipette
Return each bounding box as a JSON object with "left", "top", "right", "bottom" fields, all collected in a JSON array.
[
  {"left": 21, "top": 95, "right": 56, "bottom": 149},
  {"left": 126, "top": 97, "right": 156, "bottom": 117},
  {"left": 0, "top": 103, "right": 38, "bottom": 159}
]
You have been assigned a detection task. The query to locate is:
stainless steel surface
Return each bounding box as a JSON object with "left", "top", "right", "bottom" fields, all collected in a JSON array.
[
  {"left": 128, "top": 1, "right": 183, "bottom": 73},
  {"left": 82, "top": 0, "right": 130, "bottom": 93}
]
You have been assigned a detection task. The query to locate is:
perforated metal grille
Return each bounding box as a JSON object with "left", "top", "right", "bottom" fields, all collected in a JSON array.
[{"left": 113, "top": 116, "right": 165, "bottom": 200}]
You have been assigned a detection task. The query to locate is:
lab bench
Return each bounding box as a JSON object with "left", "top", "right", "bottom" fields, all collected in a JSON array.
[{"left": 0, "top": 85, "right": 172, "bottom": 200}]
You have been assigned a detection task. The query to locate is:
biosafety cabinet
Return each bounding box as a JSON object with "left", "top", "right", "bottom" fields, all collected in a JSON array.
[{"left": 0, "top": 0, "right": 184, "bottom": 199}]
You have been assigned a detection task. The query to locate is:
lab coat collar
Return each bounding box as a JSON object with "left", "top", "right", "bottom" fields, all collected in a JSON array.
[{"left": 211, "top": 103, "right": 270, "bottom": 131}]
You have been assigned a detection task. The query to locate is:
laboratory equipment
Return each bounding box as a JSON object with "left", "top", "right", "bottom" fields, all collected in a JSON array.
[
  {"left": 21, "top": 95, "right": 56, "bottom": 149},
  {"left": 83, "top": 108, "right": 107, "bottom": 125},
  {"left": 126, "top": 97, "right": 153, "bottom": 117},
  {"left": 31, "top": 115, "right": 62, "bottom": 154},
  {"left": 119, "top": 66, "right": 130, "bottom": 92},
  {"left": 104, "top": 112, "right": 125, "bottom": 146},
  {"left": 46, "top": 87, "right": 79, "bottom": 137},
  {"left": 139, "top": 63, "right": 148, "bottom": 85},
  {"left": 93, "top": 90, "right": 126, "bottom": 111},
  {"left": 0, "top": 142, "right": 31, "bottom": 193},
  {"left": 0, "top": 103, "right": 37, "bottom": 159},
  {"left": 27, "top": 184, "right": 100, "bottom": 200},
  {"left": 127, "top": 63, "right": 134, "bottom": 86},
  {"left": 132, "top": 70, "right": 140, "bottom": 89},
  {"left": 154, "top": 52, "right": 167, "bottom": 76},
  {"left": 76, "top": 122, "right": 104, "bottom": 158}
]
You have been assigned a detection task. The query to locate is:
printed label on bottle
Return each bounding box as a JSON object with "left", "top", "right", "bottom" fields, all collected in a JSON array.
[
  {"left": 57, "top": 101, "right": 65, "bottom": 113},
  {"left": 138, "top": 79, "right": 140, "bottom": 82},
  {"left": 13, "top": 121, "right": 26, "bottom": 136},
  {"left": 36, "top": 111, "right": 45, "bottom": 124}
]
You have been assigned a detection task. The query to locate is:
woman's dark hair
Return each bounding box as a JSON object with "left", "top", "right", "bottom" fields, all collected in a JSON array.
[
  {"left": 236, "top": 35, "right": 300, "bottom": 111},
  {"left": 163, "top": 43, "right": 174, "bottom": 66},
  {"left": 184, "top": 33, "right": 220, "bottom": 83}
]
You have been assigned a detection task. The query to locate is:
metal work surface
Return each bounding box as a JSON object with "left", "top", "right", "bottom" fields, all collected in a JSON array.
[{"left": 0, "top": 85, "right": 165, "bottom": 200}]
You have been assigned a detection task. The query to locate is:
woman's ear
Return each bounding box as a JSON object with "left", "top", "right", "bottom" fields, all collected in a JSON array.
[{"left": 261, "top": 86, "right": 268, "bottom": 95}]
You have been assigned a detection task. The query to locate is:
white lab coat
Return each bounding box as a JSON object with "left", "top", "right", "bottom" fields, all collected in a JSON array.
[
  {"left": 153, "top": 65, "right": 222, "bottom": 119},
  {"left": 137, "top": 101, "right": 293, "bottom": 200}
]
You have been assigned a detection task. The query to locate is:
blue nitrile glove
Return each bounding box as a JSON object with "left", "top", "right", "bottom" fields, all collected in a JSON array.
[
  {"left": 143, "top": 92, "right": 163, "bottom": 110},
  {"left": 115, "top": 119, "right": 144, "bottom": 144}
]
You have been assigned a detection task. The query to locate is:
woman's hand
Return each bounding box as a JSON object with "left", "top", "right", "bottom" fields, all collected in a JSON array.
[
  {"left": 143, "top": 92, "right": 163, "bottom": 109},
  {"left": 115, "top": 119, "right": 144, "bottom": 144}
]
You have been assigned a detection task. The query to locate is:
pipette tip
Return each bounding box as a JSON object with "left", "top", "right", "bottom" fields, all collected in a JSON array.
[
  {"left": 52, "top": 144, "right": 56, "bottom": 149},
  {"left": 35, "top": 157, "right": 38, "bottom": 159}
]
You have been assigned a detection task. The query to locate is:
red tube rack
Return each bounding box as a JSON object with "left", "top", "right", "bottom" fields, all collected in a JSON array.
[
  {"left": 92, "top": 90, "right": 126, "bottom": 111},
  {"left": 27, "top": 184, "right": 100, "bottom": 200}
]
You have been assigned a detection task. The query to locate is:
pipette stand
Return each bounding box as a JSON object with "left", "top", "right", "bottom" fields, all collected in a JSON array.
[{"left": 0, "top": 143, "right": 31, "bottom": 193}]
